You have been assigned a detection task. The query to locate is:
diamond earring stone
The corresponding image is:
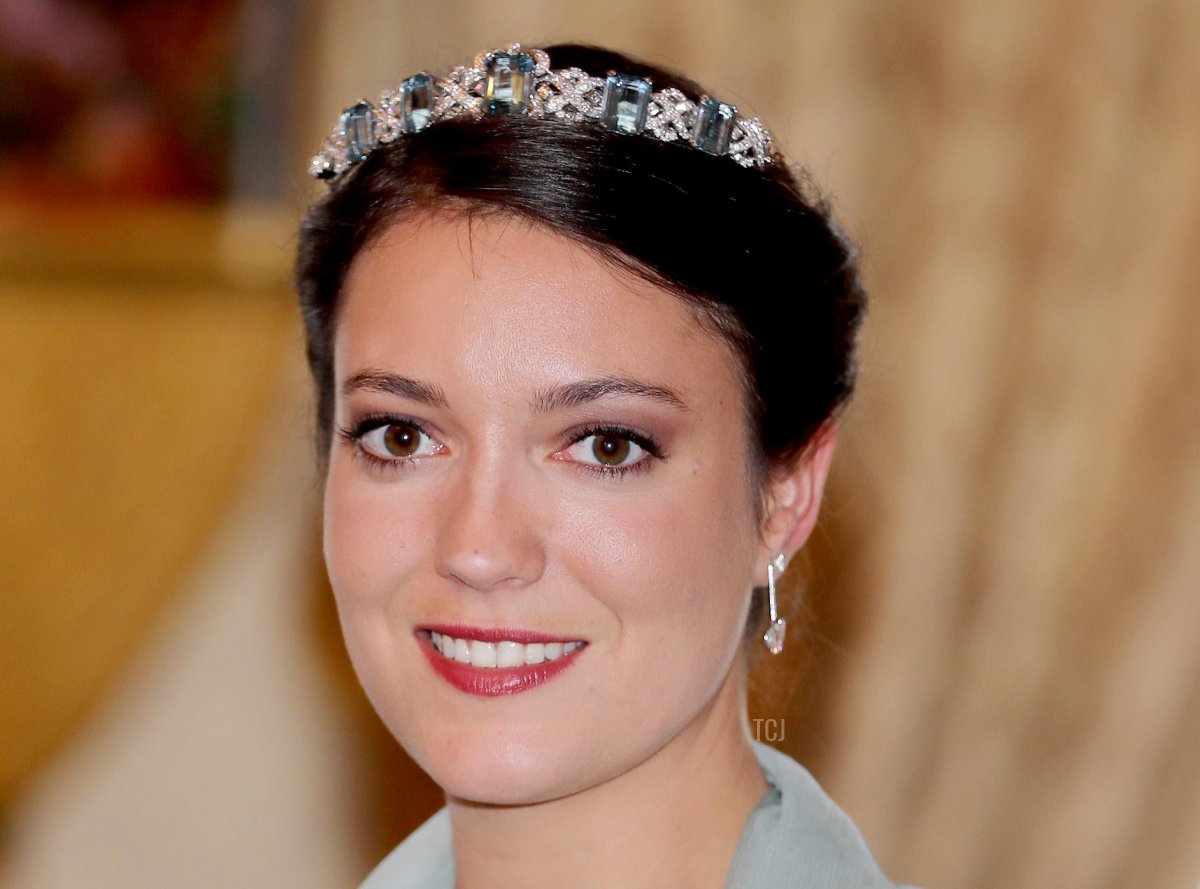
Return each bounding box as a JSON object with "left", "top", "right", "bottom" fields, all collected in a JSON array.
[{"left": 763, "top": 619, "right": 787, "bottom": 656}]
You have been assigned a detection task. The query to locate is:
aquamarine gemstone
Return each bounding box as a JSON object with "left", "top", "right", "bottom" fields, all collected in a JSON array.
[
  {"left": 485, "top": 52, "right": 534, "bottom": 114},
  {"left": 602, "top": 73, "right": 651, "bottom": 135},
  {"left": 341, "top": 101, "right": 376, "bottom": 163},
  {"left": 693, "top": 97, "right": 736, "bottom": 156},
  {"left": 400, "top": 72, "right": 434, "bottom": 133}
]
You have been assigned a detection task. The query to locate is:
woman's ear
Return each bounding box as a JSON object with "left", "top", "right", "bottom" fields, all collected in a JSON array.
[{"left": 757, "top": 422, "right": 839, "bottom": 577}]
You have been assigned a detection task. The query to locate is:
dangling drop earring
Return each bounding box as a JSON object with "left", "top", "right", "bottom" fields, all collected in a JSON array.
[{"left": 762, "top": 553, "right": 787, "bottom": 655}]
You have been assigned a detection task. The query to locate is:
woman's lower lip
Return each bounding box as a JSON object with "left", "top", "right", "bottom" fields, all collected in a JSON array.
[{"left": 418, "top": 635, "right": 583, "bottom": 696}]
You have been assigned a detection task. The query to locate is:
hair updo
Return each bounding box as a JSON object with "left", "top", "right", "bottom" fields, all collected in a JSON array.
[{"left": 296, "top": 43, "right": 866, "bottom": 509}]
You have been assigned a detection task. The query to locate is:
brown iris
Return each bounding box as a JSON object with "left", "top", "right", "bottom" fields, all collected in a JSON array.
[
  {"left": 382, "top": 423, "right": 421, "bottom": 457},
  {"left": 592, "top": 433, "right": 632, "bottom": 465}
]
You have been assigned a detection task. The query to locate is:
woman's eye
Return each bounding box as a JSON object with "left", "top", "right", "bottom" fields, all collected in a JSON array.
[
  {"left": 359, "top": 422, "right": 441, "bottom": 461},
  {"left": 565, "top": 432, "right": 648, "bottom": 468}
]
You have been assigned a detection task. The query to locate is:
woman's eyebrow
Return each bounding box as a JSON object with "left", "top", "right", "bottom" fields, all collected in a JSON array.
[
  {"left": 530, "top": 376, "right": 691, "bottom": 414},
  {"left": 340, "top": 369, "right": 450, "bottom": 408}
]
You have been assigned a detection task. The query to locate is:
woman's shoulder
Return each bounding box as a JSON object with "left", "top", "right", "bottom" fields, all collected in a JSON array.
[{"left": 727, "top": 742, "right": 916, "bottom": 889}]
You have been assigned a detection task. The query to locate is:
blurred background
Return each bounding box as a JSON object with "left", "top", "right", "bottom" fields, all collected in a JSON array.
[{"left": 2, "top": 1, "right": 1198, "bottom": 887}]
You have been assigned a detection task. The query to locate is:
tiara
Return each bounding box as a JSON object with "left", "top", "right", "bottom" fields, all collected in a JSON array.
[{"left": 310, "top": 44, "right": 778, "bottom": 183}]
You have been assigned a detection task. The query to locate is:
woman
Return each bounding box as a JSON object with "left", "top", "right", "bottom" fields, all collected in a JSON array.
[{"left": 297, "top": 42, "right": 907, "bottom": 889}]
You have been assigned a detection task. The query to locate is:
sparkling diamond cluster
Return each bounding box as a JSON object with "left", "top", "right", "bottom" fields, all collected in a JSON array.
[{"left": 310, "top": 43, "right": 778, "bottom": 182}]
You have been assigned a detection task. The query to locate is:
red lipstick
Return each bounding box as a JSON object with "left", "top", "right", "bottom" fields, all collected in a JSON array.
[{"left": 417, "top": 625, "right": 586, "bottom": 697}]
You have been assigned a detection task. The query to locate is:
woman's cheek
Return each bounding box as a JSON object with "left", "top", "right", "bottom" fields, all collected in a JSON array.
[
  {"left": 324, "top": 475, "right": 397, "bottom": 610},
  {"left": 552, "top": 485, "right": 707, "bottom": 621}
]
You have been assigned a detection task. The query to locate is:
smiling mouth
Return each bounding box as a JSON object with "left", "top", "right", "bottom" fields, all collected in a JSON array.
[
  {"left": 416, "top": 625, "right": 589, "bottom": 696},
  {"left": 428, "top": 630, "right": 586, "bottom": 668}
]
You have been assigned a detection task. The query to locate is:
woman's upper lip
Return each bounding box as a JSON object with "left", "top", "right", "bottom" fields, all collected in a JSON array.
[{"left": 418, "top": 623, "right": 586, "bottom": 644}]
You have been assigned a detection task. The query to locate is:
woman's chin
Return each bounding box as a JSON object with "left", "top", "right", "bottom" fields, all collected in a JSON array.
[
  {"left": 431, "top": 763, "right": 569, "bottom": 808},
  {"left": 412, "top": 733, "right": 598, "bottom": 807}
]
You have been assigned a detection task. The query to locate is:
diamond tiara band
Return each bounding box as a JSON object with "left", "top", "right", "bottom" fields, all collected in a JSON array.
[{"left": 310, "top": 44, "right": 778, "bottom": 183}]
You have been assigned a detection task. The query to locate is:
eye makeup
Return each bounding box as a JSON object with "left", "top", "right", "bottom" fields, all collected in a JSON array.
[{"left": 335, "top": 413, "right": 667, "bottom": 480}]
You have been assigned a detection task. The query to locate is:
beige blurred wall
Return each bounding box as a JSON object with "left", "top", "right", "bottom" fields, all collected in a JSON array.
[
  {"left": 4, "top": 2, "right": 1198, "bottom": 888},
  {"left": 2, "top": 347, "right": 374, "bottom": 889}
]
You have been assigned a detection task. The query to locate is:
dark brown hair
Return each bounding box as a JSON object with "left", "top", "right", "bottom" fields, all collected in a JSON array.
[{"left": 296, "top": 43, "right": 866, "bottom": 502}]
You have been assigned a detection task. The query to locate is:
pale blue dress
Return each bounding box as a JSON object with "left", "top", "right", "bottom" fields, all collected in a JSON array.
[{"left": 359, "top": 741, "right": 912, "bottom": 888}]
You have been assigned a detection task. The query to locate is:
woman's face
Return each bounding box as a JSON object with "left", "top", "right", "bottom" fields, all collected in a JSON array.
[{"left": 324, "top": 213, "right": 770, "bottom": 805}]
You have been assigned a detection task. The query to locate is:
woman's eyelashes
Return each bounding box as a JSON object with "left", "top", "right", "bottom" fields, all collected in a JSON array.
[
  {"left": 337, "top": 415, "right": 665, "bottom": 479},
  {"left": 558, "top": 425, "right": 664, "bottom": 479},
  {"left": 337, "top": 415, "right": 443, "bottom": 472}
]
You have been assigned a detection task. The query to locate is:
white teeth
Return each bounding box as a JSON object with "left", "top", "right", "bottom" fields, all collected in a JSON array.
[
  {"left": 470, "top": 640, "right": 497, "bottom": 668},
  {"left": 429, "top": 633, "right": 584, "bottom": 668},
  {"left": 496, "top": 641, "right": 525, "bottom": 668}
]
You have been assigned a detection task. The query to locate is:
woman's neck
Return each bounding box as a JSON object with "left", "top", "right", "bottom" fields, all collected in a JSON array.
[{"left": 447, "top": 668, "right": 767, "bottom": 889}]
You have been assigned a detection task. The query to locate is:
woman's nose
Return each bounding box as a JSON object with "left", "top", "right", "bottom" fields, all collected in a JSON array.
[{"left": 433, "top": 466, "right": 547, "bottom": 594}]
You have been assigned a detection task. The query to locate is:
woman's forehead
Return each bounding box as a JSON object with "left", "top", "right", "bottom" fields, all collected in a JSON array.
[
  {"left": 347, "top": 211, "right": 662, "bottom": 313},
  {"left": 335, "top": 214, "right": 744, "bottom": 405}
]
